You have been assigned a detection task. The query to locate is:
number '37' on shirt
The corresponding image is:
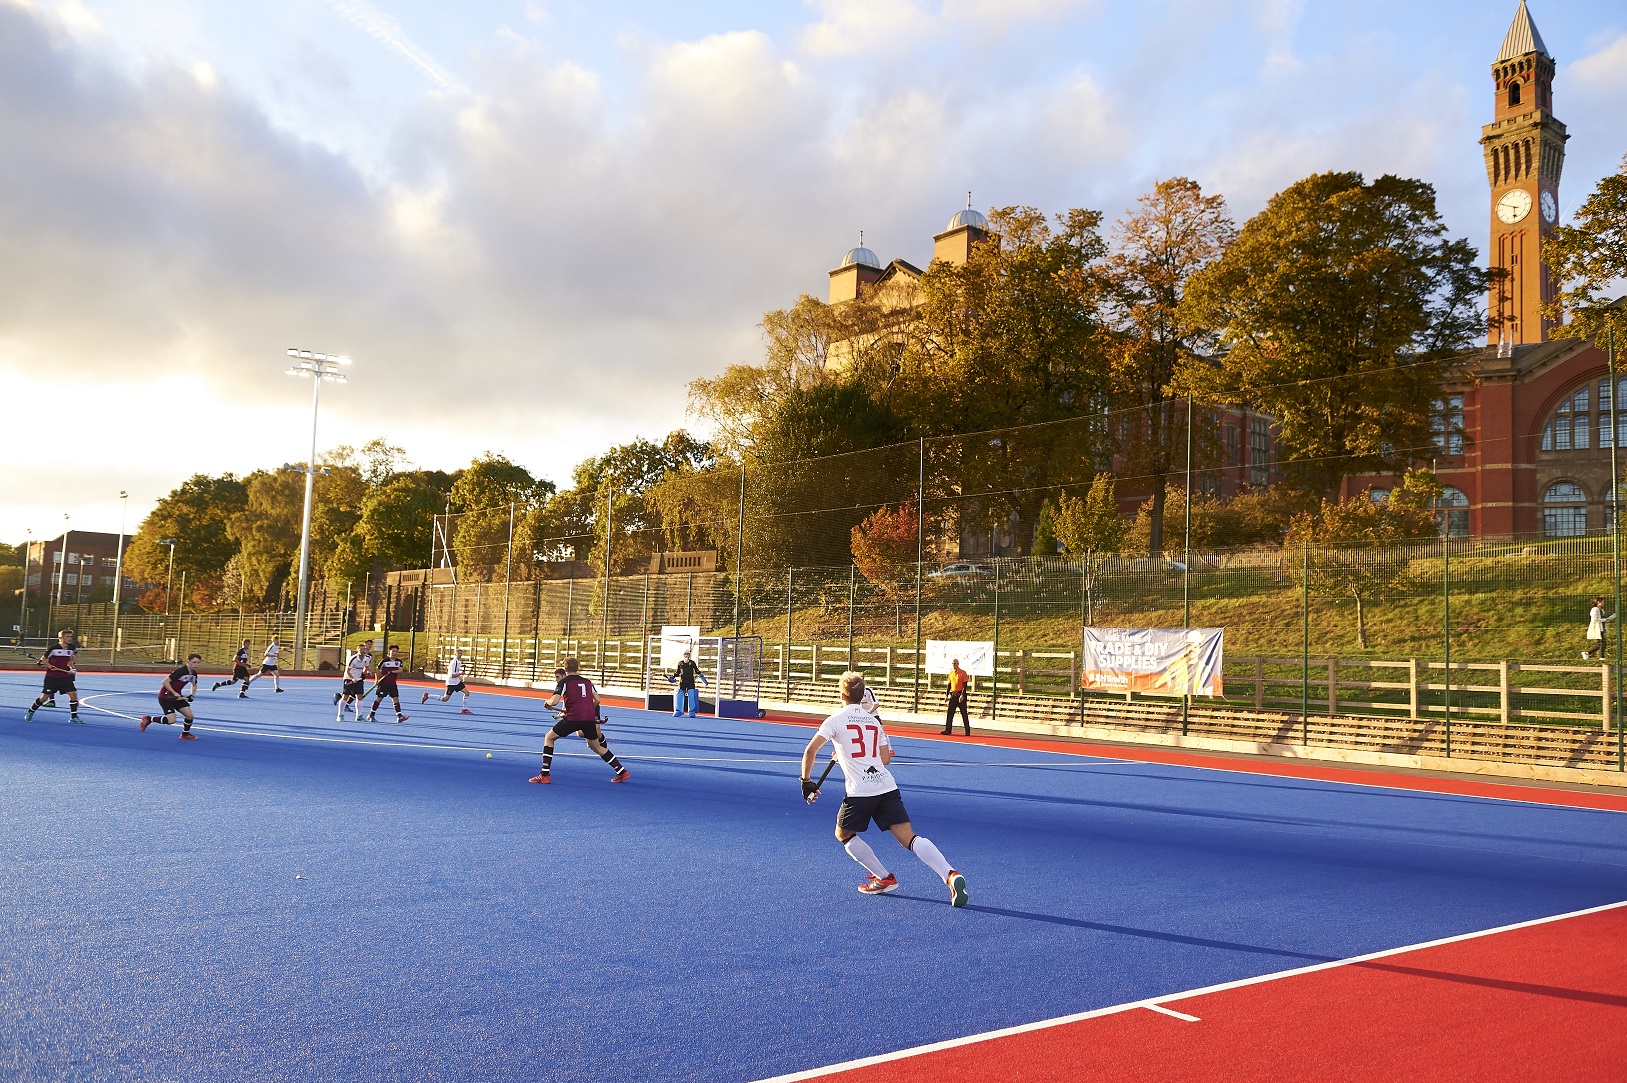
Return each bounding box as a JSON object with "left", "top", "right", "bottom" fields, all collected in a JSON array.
[{"left": 815, "top": 704, "right": 899, "bottom": 798}]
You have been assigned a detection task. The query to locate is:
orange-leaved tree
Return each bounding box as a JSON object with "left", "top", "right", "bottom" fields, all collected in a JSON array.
[{"left": 851, "top": 502, "right": 918, "bottom": 635}]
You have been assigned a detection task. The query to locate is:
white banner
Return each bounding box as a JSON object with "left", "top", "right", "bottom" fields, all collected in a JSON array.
[
  {"left": 925, "top": 639, "right": 995, "bottom": 677},
  {"left": 1081, "top": 628, "right": 1224, "bottom": 697},
  {"left": 659, "top": 626, "right": 702, "bottom": 670}
]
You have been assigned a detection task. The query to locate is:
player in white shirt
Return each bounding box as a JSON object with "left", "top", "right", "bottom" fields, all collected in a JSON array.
[
  {"left": 336, "top": 641, "right": 373, "bottom": 721},
  {"left": 241, "top": 636, "right": 284, "bottom": 694},
  {"left": 800, "top": 671, "right": 968, "bottom": 906},
  {"left": 421, "top": 647, "right": 473, "bottom": 714}
]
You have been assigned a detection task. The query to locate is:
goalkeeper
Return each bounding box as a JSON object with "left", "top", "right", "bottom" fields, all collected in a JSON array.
[{"left": 668, "top": 649, "right": 707, "bottom": 717}]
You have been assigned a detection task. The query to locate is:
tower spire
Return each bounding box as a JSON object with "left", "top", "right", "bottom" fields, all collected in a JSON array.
[{"left": 1497, "top": 0, "right": 1549, "bottom": 63}]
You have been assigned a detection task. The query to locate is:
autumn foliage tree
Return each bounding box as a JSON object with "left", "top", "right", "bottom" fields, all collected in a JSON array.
[
  {"left": 1052, "top": 474, "right": 1126, "bottom": 625},
  {"left": 851, "top": 502, "right": 918, "bottom": 634},
  {"left": 1182, "top": 172, "right": 1491, "bottom": 496},
  {"left": 1542, "top": 154, "right": 1627, "bottom": 348},
  {"left": 1284, "top": 469, "right": 1443, "bottom": 648}
]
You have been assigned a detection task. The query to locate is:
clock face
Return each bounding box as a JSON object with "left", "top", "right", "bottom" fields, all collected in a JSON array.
[
  {"left": 1540, "top": 190, "right": 1558, "bottom": 224},
  {"left": 1497, "top": 189, "right": 1532, "bottom": 224}
]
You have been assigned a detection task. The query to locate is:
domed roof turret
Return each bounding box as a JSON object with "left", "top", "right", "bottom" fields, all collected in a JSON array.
[
  {"left": 946, "top": 207, "right": 987, "bottom": 231},
  {"left": 839, "top": 246, "right": 882, "bottom": 270}
]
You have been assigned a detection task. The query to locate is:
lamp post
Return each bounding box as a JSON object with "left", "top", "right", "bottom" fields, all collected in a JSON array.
[
  {"left": 16, "top": 528, "right": 31, "bottom": 646},
  {"left": 110, "top": 491, "right": 128, "bottom": 666},
  {"left": 49, "top": 514, "right": 69, "bottom": 637},
  {"left": 159, "top": 538, "right": 177, "bottom": 617},
  {"left": 284, "top": 348, "right": 351, "bottom": 671}
]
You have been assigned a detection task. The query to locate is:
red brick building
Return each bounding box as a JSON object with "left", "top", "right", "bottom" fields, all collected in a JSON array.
[{"left": 1360, "top": 2, "right": 1618, "bottom": 540}]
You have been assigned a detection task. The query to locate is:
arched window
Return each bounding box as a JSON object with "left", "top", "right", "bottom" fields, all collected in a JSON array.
[
  {"left": 1508, "top": 81, "right": 1522, "bottom": 107},
  {"left": 1367, "top": 488, "right": 1389, "bottom": 504},
  {"left": 1541, "top": 384, "right": 1598, "bottom": 451},
  {"left": 1543, "top": 482, "right": 1588, "bottom": 538},
  {"left": 1438, "top": 486, "right": 1470, "bottom": 538}
]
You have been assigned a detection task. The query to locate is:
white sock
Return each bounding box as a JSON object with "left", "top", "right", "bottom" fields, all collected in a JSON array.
[
  {"left": 843, "top": 837, "right": 889, "bottom": 879},
  {"left": 910, "top": 836, "right": 953, "bottom": 881}
]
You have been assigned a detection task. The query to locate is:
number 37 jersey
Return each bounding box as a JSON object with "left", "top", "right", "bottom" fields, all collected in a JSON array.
[{"left": 815, "top": 704, "right": 898, "bottom": 798}]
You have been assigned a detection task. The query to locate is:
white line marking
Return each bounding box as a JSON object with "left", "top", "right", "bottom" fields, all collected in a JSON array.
[
  {"left": 751, "top": 898, "right": 1627, "bottom": 1082},
  {"left": 1143, "top": 1004, "right": 1201, "bottom": 1022}
]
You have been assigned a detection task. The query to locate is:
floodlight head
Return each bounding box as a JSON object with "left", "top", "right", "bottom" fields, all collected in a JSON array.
[
  {"left": 286, "top": 348, "right": 299, "bottom": 357},
  {"left": 336, "top": 356, "right": 352, "bottom": 365},
  {"left": 158, "top": 537, "right": 176, "bottom": 546}
]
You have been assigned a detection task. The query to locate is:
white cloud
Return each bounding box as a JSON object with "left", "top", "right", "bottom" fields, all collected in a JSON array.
[
  {"left": 800, "top": 0, "right": 933, "bottom": 57},
  {"left": 1570, "top": 31, "right": 1627, "bottom": 93}
]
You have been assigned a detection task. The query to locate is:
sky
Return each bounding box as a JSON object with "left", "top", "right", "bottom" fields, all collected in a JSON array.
[{"left": 1, "top": 0, "right": 1624, "bottom": 543}]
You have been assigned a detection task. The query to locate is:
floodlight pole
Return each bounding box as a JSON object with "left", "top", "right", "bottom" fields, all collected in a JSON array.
[
  {"left": 110, "top": 491, "right": 128, "bottom": 666},
  {"left": 734, "top": 460, "right": 746, "bottom": 641},
  {"left": 284, "top": 348, "right": 351, "bottom": 672},
  {"left": 1610, "top": 323, "right": 1622, "bottom": 770},
  {"left": 17, "top": 528, "right": 32, "bottom": 646},
  {"left": 49, "top": 517, "right": 68, "bottom": 638}
]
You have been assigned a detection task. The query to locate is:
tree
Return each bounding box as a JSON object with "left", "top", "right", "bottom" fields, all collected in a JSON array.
[
  {"left": 1103, "top": 178, "right": 1235, "bottom": 554},
  {"left": 1052, "top": 474, "right": 1126, "bottom": 625},
  {"left": 897, "top": 205, "right": 1113, "bottom": 550},
  {"left": 528, "top": 431, "right": 713, "bottom": 572},
  {"left": 850, "top": 502, "right": 919, "bottom": 635},
  {"left": 125, "top": 474, "right": 249, "bottom": 588},
  {"left": 1543, "top": 154, "right": 1627, "bottom": 348},
  {"left": 1182, "top": 172, "right": 1491, "bottom": 495},
  {"left": 449, "top": 454, "right": 554, "bottom": 576},
  {"left": 1284, "top": 469, "right": 1442, "bottom": 648},
  {"left": 1032, "top": 500, "right": 1058, "bottom": 556}
]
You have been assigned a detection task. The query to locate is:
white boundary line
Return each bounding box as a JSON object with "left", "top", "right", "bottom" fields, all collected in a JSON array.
[{"left": 752, "top": 897, "right": 1627, "bottom": 1082}]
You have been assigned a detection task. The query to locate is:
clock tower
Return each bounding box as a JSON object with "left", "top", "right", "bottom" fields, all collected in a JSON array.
[{"left": 1481, "top": 0, "right": 1566, "bottom": 345}]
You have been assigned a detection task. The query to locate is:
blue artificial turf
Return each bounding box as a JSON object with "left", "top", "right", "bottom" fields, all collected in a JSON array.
[{"left": 2, "top": 672, "right": 1625, "bottom": 1082}]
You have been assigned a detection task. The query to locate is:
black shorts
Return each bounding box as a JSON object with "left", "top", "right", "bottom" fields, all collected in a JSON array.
[
  {"left": 259, "top": 665, "right": 278, "bottom": 675},
  {"left": 551, "top": 718, "right": 601, "bottom": 742},
  {"left": 837, "top": 789, "right": 910, "bottom": 833},
  {"left": 233, "top": 665, "right": 251, "bottom": 680},
  {"left": 374, "top": 680, "right": 399, "bottom": 699},
  {"left": 343, "top": 680, "right": 364, "bottom": 697},
  {"left": 43, "top": 674, "right": 76, "bottom": 695},
  {"left": 445, "top": 681, "right": 466, "bottom": 694},
  {"left": 157, "top": 694, "right": 190, "bottom": 714}
]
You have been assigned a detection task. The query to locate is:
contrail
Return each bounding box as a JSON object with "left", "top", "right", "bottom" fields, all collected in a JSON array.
[{"left": 325, "top": 0, "right": 470, "bottom": 95}]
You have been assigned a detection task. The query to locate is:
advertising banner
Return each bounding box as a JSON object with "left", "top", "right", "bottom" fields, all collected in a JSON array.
[
  {"left": 659, "top": 626, "right": 702, "bottom": 671},
  {"left": 1081, "top": 628, "right": 1224, "bottom": 697},
  {"left": 924, "top": 640, "right": 995, "bottom": 677}
]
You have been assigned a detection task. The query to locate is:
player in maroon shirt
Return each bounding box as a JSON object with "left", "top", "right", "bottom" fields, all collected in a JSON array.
[
  {"left": 139, "top": 654, "right": 203, "bottom": 740},
  {"left": 24, "top": 630, "right": 81, "bottom": 723},
  {"left": 528, "top": 656, "right": 628, "bottom": 784},
  {"left": 366, "top": 644, "right": 410, "bottom": 723}
]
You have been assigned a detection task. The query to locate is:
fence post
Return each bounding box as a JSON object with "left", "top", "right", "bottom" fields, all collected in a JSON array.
[
  {"left": 886, "top": 645, "right": 893, "bottom": 688},
  {"left": 1409, "top": 658, "right": 1419, "bottom": 720},
  {"left": 1018, "top": 650, "right": 1027, "bottom": 696},
  {"left": 1327, "top": 660, "right": 1337, "bottom": 715},
  {"left": 785, "top": 568, "right": 793, "bottom": 700},
  {"left": 1604, "top": 664, "right": 1612, "bottom": 731},
  {"left": 991, "top": 562, "right": 1002, "bottom": 720},
  {"left": 1301, "top": 537, "right": 1310, "bottom": 745},
  {"left": 1254, "top": 656, "right": 1264, "bottom": 710},
  {"left": 1499, "top": 660, "right": 1511, "bottom": 725},
  {"left": 811, "top": 642, "right": 820, "bottom": 689}
]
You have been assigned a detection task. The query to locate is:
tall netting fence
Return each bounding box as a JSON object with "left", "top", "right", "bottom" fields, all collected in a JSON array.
[{"left": 20, "top": 394, "right": 1624, "bottom": 771}]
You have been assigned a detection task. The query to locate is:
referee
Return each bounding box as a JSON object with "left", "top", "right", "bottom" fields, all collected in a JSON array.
[{"left": 941, "top": 658, "right": 971, "bottom": 736}]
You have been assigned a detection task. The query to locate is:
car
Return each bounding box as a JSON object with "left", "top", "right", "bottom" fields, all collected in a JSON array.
[{"left": 926, "top": 562, "right": 995, "bottom": 580}]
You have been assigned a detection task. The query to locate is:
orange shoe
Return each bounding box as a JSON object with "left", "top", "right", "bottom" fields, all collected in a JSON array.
[
  {"left": 179, "top": 732, "right": 199, "bottom": 741},
  {"left": 420, "top": 692, "right": 429, "bottom": 703},
  {"left": 857, "top": 873, "right": 899, "bottom": 895},
  {"left": 947, "top": 870, "right": 968, "bottom": 908},
  {"left": 460, "top": 708, "right": 474, "bottom": 715},
  {"left": 139, "top": 716, "right": 152, "bottom": 732},
  {"left": 611, "top": 768, "right": 631, "bottom": 783},
  {"left": 528, "top": 773, "right": 551, "bottom": 784}
]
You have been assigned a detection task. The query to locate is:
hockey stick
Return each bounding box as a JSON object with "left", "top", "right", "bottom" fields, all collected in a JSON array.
[{"left": 804, "top": 755, "right": 837, "bottom": 804}]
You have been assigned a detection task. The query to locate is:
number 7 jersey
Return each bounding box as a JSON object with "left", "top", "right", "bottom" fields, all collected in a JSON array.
[{"left": 815, "top": 704, "right": 898, "bottom": 797}]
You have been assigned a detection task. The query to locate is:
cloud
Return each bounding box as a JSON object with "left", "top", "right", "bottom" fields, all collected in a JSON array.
[
  {"left": 1570, "top": 31, "right": 1627, "bottom": 93},
  {"left": 323, "top": 0, "right": 469, "bottom": 95}
]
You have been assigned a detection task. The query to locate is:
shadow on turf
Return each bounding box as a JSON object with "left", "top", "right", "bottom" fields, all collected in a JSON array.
[
  {"left": 882, "top": 893, "right": 1334, "bottom": 963},
  {"left": 1355, "top": 960, "right": 1627, "bottom": 1007}
]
